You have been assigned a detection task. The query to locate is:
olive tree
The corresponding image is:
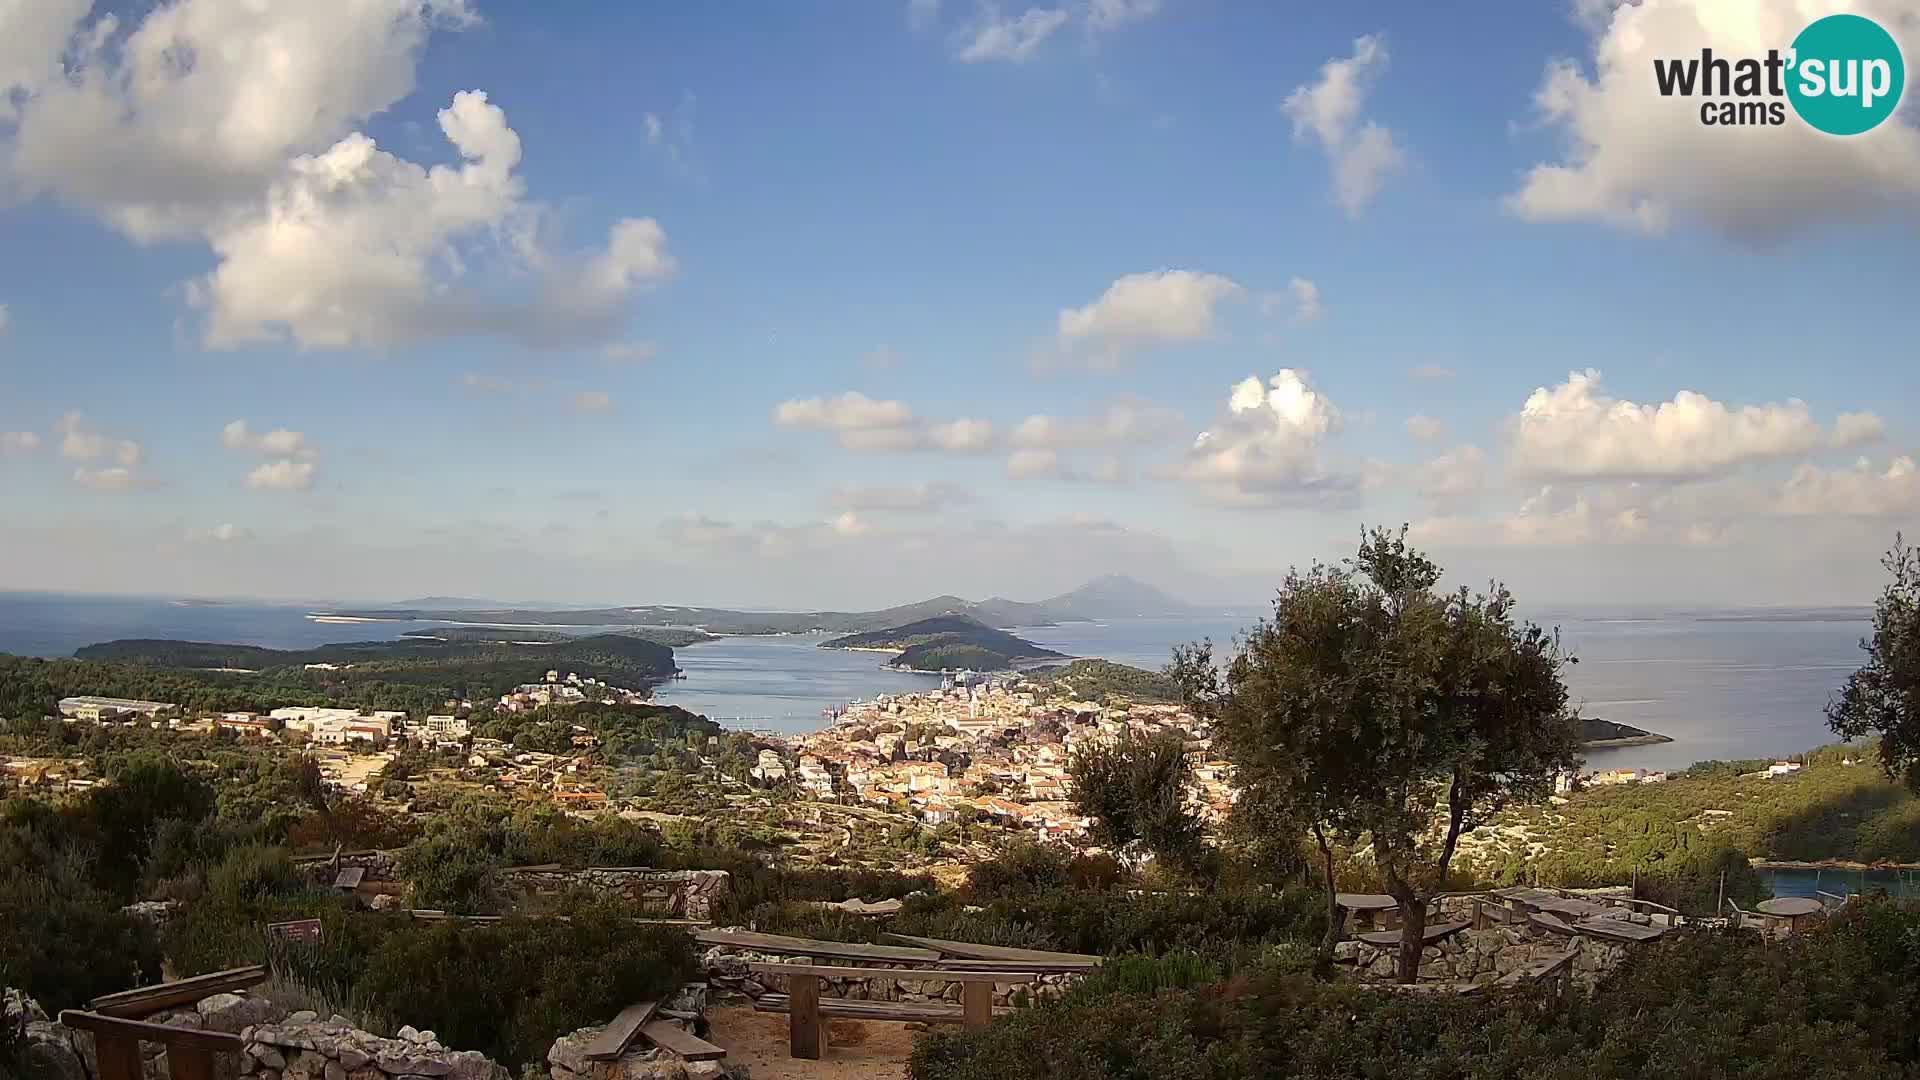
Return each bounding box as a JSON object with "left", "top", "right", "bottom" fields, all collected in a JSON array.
[
  {"left": 1828, "top": 535, "right": 1920, "bottom": 789},
  {"left": 1174, "top": 527, "right": 1581, "bottom": 982},
  {"left": 1067, "top": 728, "right": 1207, "bottom": 876}
]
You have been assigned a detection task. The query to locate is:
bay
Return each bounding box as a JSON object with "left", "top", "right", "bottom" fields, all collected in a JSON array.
[{"left": 0, "top": 592, "right": 1875, "bottom": 772}]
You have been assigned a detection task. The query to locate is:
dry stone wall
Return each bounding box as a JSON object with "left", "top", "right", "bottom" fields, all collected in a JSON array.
[
  {"left": 295, "top": 854, "right": 729, "bottom": 920},
  {"left": 237, "top": 1016, "right": 509, "bottom": 1080},
  {"left": 701, "top": 938, "right": 1078, "bottom": 1007}
]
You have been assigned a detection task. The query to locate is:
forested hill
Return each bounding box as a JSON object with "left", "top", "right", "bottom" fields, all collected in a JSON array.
[
  {"left": 821, "top": 615, "right": 1067, "bottom": 672},
  {"left": 75, "top": 634, "right": 678, "bottom": 680},
  {"left": 318, "top": 573, "right": 1202, "bottom": 633}
]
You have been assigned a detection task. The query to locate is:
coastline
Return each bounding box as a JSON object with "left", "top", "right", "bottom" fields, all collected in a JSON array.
[
  {"left": 1753, "top": 858, "right": 1920, "bottom": 872},
  {"left": 1581, "top": 734, "right": 1676, "bottom": 749}
]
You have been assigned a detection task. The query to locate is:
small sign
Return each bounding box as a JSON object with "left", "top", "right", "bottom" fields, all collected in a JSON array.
[{"left": 267, "top": 919, "right": 323, "bottom": 948}]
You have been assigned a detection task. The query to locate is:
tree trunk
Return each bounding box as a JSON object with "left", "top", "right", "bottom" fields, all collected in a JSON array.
[
  {"left": 1314, "top": 829, "right": 1341, "bottom": 980},
  {"left": 1394, "top": 895, "right": 1427, "bottom": 984}
]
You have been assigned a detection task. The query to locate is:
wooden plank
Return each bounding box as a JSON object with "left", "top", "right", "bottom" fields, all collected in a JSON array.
[
  {"left": 1529, "top": 913, "right": 1578, "bottom": 936},
  {"left": 878, "top": 933, "right": 1098, "bottom": 966},
  {"left": 788, "top": 974, "right": 821, "bottom": 1060},
  {"left": 93, "top": 1034, "right": 143, "bottom": 1080},
  {"left": 1333, "top": 893, "right": 1398, "bottom": 912},
  {"left": 332, "top": 866, "right": 366, "bottom": 890},
  {"left": 168, "top": 1047, "right": 216, "bottom": 1080},
  {"left": 88, "top": 968, "right": 268, "bottom": 1019},
  {"left": 961, "top": 983, "right": 992, "bottom": 1031},
  {"left": 59, "top": 1012, "right": 246, "bottom": 1054},
  {"left": 1355, "top": 920, "right": 1469, "bottom": 947},
  {"left": 934, "top": 958, "right": 1097, "bottom": 974},
  {"left": 751, "top": 995, "right": 1010, "bottom": 1023},
  {"left": 638, "top": 1022, "right": 726, "bottom": 1063},
  {"left": 747, "top": 963, "right": 1036, "bottom": 983},
  {"left": 581, "top": 1002, "right": 658, "bottom": 1061},
  {"left": 1570, "top": 917, "right": 1669, "bottom": 943},
  {"left": 696, "top": 929, "right": 941, "bottom": 964}
]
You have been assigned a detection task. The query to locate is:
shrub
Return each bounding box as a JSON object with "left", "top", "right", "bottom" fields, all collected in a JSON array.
[{"left": 0, "top": 864, "right": 160, "bottom": 1010}]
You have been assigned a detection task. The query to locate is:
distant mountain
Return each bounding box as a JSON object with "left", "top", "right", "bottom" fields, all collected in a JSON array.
[
  {"left": 388, "top": 596, "right": 513, "bottom": 611},
  {"left": 324, "top": 574, "right": 1202, "bottom": 635},
  {"left": 821, "top": 615, "right": 1067, "bottom": 672}
]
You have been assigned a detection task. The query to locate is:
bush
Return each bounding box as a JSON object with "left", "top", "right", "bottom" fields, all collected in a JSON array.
[{"left": 0, "top": 864, "right": 160, "bottom": 1010}]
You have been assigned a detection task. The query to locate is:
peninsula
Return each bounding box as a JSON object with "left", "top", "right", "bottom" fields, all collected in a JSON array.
[
  {"left": 1579, "top": 716, "right": 1674, "bottom": 748},
  {"left": 820, "top": 614, "right": 1067, "bottom": 672}
]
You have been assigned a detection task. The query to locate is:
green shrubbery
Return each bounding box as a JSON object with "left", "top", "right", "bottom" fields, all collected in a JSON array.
[{"left": 910, "top": 899, "right": 1920, "bottom": 1080}]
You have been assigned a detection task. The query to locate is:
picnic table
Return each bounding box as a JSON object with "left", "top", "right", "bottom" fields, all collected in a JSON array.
[
  {"left": 1335, "top": 893, "right": 1401, "bottom": 930},
  {"left": 1755, "top": 896, "right": 1825, "bottom": 931}
]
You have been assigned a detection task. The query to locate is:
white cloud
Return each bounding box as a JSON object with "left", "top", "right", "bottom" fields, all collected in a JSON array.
[
  {"left": 4, "top": 0, "right": 476, "bottom": 241},
  {"left": 643, "top": 113, "right": 664, "bottom": 144},
  {"left": 1833, "top": 411, "right": 1887, "bottom": 448},
  {"left": 1087, "top": 0, "right": 1160, "bottom": 32},
  {"left": 1410, "top": 363, "right": 1456, "bottom": 380},
  {"left": 829, "top": 482, "right": 972, "bottom": 512},
  {"left": 222, "top": 419, "right": 313, "bottom": 459},
  {"left": 1281, "top": 34, "right": 1407, "bottom": 215},
  {"left": 1506, "top": 0, "right": 1920, "bottom": 240},
  {"left": 574, "top": 390, "right": 613, "bottom": 413},
  {"left": 602, "top": 342, "right": 659, "bottom": 364},
  {"left": 1055, "top": 269, "right": 1243, "bottom": 364},
  {"left": 1405, "top": 414, "right": 1446, "bottom": 442},
  {"left": 1412, "top": 484, "right": 1676, "bottom": 548},
  {"left": 54, "top": 412, "right": 142, "bottom": 467},
  {"left": 1010, "top": 400, "right": 1180, "bottom": 449},
  {"left": 831, "top": 511, "right": 871, "bottom": 537},
  {"left": 1007, "top": 448, "right": 1062, "bottom": 479},
  {"left": 957, "top": 7, "right": 1071, "bottom": 63},
  {"left": 1, "top": 431, "right": 40, "bottom": 455},
  {"left": 1174, "top": 369, "right": 1355, "bottom": 505},
  {"left": 925, "top": 418, "right": 997, "bottom": 453},
  {"left": 1416, "top": 444, "right": 1486, "bottom": 500},
  {"left": 1509, "top": 370, "right": 1859, "bottom": 481},
  {"left": 72, "top": 467, "right": 136, "bottom": 492},
  {"left": 1, "top": 2, "right": 675, "bottom": 351},
  {"left": 774, "top": 392, "right": 916, "bottom": 432},
  {"left": 245, "top": 460, "right": 316, "bottom": 492},
  {"left": 1287, "top": 277, "right": 1322, "bottom": 324},
  {"left": 1778, "top": 456, "right": 1920, "bottom": 517}
]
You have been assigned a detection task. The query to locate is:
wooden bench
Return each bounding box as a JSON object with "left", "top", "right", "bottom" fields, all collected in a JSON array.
[
  {"left": 88, "top": 966, "right": 269, "bottom": 1020},
  {"left": 578, "top": 1001, "right": 727, "bottom": 1070},
  {"left": 747, "top": 962, "right": 1036, "bottom": 1060},
  {"left": 62, "top": 1011, "right": 243, "bottom": 1080},
  {"left": 695, "top": 929, "right": 942, "bottom": 965},
  {"left": 878, "top": 933, "right": 1100, "bottom": 974},
  {"left": 1354, "top": 920, "right": 1469, "bottom": 947}
]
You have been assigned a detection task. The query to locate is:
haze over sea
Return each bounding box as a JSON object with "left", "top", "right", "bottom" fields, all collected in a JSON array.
[{"left": 0, "top": 591, "right": 1870, "bottom": 772}]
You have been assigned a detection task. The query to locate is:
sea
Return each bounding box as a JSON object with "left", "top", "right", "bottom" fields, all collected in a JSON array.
[{"left": 0, "top": 591, "right": 1874, "bottom": 773}]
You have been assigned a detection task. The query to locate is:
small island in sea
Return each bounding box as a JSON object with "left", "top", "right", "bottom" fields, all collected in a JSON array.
[
  {"left": 819, "top": 614, "right": 1068, "bottom": 672},
  {"left": 1579, "top": 716, "right": 1673, "bottom": 748}
]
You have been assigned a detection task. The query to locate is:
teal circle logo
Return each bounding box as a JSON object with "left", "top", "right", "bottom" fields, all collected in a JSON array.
[{"left": 1787, "top": 14, "right": 1905, "bottom": 135}]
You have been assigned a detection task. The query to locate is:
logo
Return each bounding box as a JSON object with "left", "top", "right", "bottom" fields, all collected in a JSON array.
[{"left": 1653, "top": 13, "right": 1905, "bottom": 134}]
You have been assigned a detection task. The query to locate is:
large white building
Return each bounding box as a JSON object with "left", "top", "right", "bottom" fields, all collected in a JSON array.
[{"left": 58, "top": 696, "right": 176, "bottom": 721}]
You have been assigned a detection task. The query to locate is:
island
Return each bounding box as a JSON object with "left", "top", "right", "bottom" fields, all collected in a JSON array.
[
  {"left": 1579, "top": 716, "right": 1674, "bottom": 748},
  {"left": 400, "top": 625, "right": 717, "bottom": 648},
  {"left": 819, "top": 614, "right": 1068, "bottom": 672}
]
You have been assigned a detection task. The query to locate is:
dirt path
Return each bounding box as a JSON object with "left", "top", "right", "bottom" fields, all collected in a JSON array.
[{"left": 703, "top": 1005, "right": 913, "bottom": 1080}]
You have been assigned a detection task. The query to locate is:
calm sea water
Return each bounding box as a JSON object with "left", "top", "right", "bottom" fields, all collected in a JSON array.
[{"left": 0, "top": 592, "right": 1874, "bottom": 770}]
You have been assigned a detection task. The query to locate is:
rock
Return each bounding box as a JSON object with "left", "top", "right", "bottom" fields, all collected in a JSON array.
[
  {"left": 253, "top": 1046, "right": 289, "bottom": 1070},
  {"left": 23, "top": 1021, "right": 89, "bottom": 1080},
  {"left": 325, "top": 1061, "right": 347, "bottom": 1080},
  {"left": 662, "top": 984, "right": 707, "bottom": 1016},
  {"left": 287, "top": 1012, "right": 319, "bottom": 1025},
  {"left": 414, "top": 1031, "right": 438, "bottom": 1046},
  {"left": 1332, "top": 940, "right": 1364, "bottom": 963},
  {"left": 546, "top": 1026, "right": 604, "bottom": 1078},
  {"left": 200, "top": 993, "right": 284, "bottom": 1033},
  {"left": 398, "top": 1026, "right": 421, "bottom": 1042},
  {"left": 338, "top": 1048, "right": 372, "bottom": 1071},
  {"left": 444, "top": 1050, "right": 508, "bottom": 1080},
  {"left": 5, "top": 988, "right": 49, "bottom": 1025},
  {"left": 369, "top": 894, "right": 399, "bottom": 911}
]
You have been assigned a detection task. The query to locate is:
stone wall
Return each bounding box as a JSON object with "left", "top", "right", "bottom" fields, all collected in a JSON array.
[
  {"left": 701, "top": 939, "right": 1079, "bottom": 1008},
  {"left": 545, "top": 985, "right": 742, "bottom": 1080},
  {"left": 237, "top": 1016, "right": 508, "bottom": 1080},
  {"left": 499, "top": 868, "right": 730, "bottom": 921},
  {"left": 1335, "top": 926, "right": 1629, "bottom": 989},
  {"left": 7, "top": 988, "right": 288, "bottom": 1080},
  {"left": 294, "top": 854, "right": 730, "bottom": 920}
]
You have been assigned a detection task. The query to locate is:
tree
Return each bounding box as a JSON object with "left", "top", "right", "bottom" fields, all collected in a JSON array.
[
  {"left": 1174, "top": 527, "right": 1580, "bottom": 982},
  {"left": 1828, "top": 535, "right": 1920, "bottom": 790},
  {"left": 1067, "top": 729, "right": 1207, "bottom": 876}
]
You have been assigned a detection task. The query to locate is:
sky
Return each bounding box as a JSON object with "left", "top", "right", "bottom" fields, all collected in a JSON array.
[{"left": 1, "top": 0, "right": 1918, "bottom": 610}]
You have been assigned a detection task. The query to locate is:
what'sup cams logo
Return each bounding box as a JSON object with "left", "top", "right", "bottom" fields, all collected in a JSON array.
[{"left": 1654, "top": 13, "right": 1905, "bottom": 134}]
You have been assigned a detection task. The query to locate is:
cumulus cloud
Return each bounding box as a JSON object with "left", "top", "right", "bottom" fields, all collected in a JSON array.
[
  {"left": 574, "top": 390, "right": 613, "bottom": 413},
  {"left": 1055, "top": 270, "right": 1243, "bottom": 365},
  {"left": 956, "top": 6, "right": 1071, "bottom": 63},
  {"left": 1778, "top": 456, "right": 1920, "bottom": 517},
  {"left": 72, "top": 467, "right": 137, "bottom": 492},
  {"left": 55, "top": 413, "right": 142, "bottom": 468},
  {"left": 829, "top": 482, "right": 973, "bottom": 512},
  {"left": 1509, "top": 370, "right": 1875, "bottom": 481},
  {"left": 775, "top": 392, "right": 915, "bottom": 432},
  {"left": 925, "top": 418, "right": 997, "bottom": 453},
  {"left": 1411, "top": 484, "right": 1688, "bottom": 548},
  {"left": 1173, "top": 369, "right": 1355, "bottom": 505},
  {"left": 1281, "top": 34, "right": 1407, "bottom": 215},
  {"left": 1833, "top": 411, "right": 1887, "bottom": 448},
  {"left": 1415, "top": 444, "right": 1487, "bottom": 501},
  {"left": 1506, "top": 0, "right": 1920, "bottom": 240},
  {"left": 1, "top": 3, "right": 674, "bottom": 350},
  {"left": 1007, "top": 448, "right": 1062, "bottom": 479},
  {"left": 222, "top": 420, "right": 313, "bottom": 459},
  {"left": 1405, "top": 414, "right": 1446, "bottom": 442},
  {"left": 1009, "top": 400, "right": 1181, "bottom": 449},
  {"left": 245, "top": 460, "right": 316, "bottom": 492},
  {"left": 1, "top": 431, "right": 40, "bottom": 455}
]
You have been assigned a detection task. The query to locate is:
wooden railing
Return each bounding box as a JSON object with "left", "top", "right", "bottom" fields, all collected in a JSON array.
[
  {"left": 58, "top": 1011, "right": 243, "bottom": 1080},
  {"left": 88, "top": 965, "right": 268, "bottom": 1019}
]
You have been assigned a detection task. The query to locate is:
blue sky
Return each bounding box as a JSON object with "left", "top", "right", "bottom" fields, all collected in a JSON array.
[{"left": 1, "top": 0, "right": 1917, "bottom": 608}]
